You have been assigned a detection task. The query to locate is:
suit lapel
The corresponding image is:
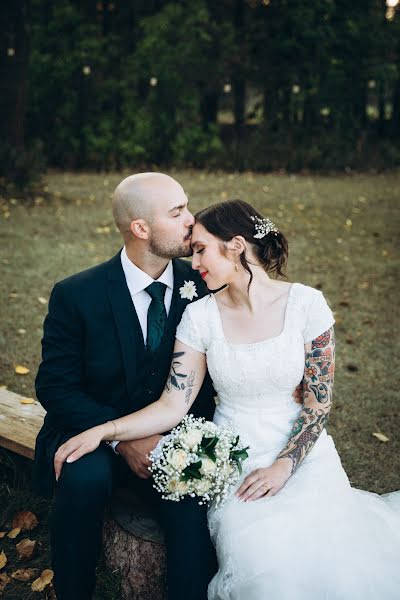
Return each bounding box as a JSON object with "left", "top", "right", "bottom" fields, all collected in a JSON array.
[{"left": 106, "top": 252, "right": 143, "bottom": 401}]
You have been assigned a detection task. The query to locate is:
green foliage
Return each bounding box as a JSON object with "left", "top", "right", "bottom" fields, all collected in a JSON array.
[
  {"left": 17, "top": 0, "right": 400, "bottom": 170},
  {"left": 0, "top": 141, "right": 46, "bottom": 196}
]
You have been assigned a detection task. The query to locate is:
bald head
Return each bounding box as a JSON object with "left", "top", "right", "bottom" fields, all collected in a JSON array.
[{"left": 112, "top": 172, "right": 184, "bottom": 235}]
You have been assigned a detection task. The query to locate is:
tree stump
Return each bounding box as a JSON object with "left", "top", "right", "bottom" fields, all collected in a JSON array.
[{"left": 103, "top": 489, "right": 167, "bottom": 600}]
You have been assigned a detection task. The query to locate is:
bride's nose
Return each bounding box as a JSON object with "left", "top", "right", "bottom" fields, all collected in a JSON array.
[{"left": 192, "top": 253, "right": 200, "bottom": 270}]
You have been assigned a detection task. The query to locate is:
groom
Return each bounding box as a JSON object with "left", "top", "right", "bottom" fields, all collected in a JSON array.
[{"left": 34, "top": 173, "right": 217, "bottom": 600}]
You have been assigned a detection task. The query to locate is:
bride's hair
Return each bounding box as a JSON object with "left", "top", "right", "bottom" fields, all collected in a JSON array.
[{"left": 195, "top": 200, "right": 288, "bottom": 282}]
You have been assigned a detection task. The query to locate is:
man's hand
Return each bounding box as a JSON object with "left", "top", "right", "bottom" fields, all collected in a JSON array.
[
  {"left": 292, "top": 382, "right": 303, "bottom": 404},
  {"left": 116, "top": 434, "right": 163, "bottom": 479}
]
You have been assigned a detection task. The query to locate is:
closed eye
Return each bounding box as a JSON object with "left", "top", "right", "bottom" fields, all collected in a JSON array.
[{"left": 196, "top": 248, "right": 205, "bottom": 254}]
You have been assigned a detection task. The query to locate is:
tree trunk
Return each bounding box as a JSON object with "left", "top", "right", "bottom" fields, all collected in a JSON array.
[
  {"left": 103, "top": 517, "right": 167, "bottom": 600},
  {"left": 0, "top": 0, "right": 29, "bottom": 151}
]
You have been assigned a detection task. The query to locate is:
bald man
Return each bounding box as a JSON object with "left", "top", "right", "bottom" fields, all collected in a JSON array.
[{"left": 34, "top": 173, "right": 217, "bottom": 600}]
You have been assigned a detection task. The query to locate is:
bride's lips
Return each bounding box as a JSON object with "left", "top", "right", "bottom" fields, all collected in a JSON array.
[{"left": 200, "top": 271, "right": 208, "bottom": 279}]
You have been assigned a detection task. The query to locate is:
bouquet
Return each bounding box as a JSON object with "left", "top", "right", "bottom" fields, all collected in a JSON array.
[{"left": 149, "top": 415, "right": 249, "bottom": 506}]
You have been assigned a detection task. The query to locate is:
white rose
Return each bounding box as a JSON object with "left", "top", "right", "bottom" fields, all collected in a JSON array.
[
  {"left": 180, "top": 429, "right": 203, "bottom": 451},
  {"left": 177, "top": 480, "right": 189, "bottom": 494},
  {"left": 167, "top": 478, "right": 189, "bottom": 494},
  {"left": 200, "top": 457, "right": 217, "bottom": 476},
  {"left": 195, "top": 478, "right": 212, "bottom": 495},
  {"left": 167, "top": 448, "right": 188, "bottom": 471}
]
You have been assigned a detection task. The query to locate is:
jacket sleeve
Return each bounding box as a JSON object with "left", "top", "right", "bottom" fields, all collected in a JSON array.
[{"left": 35, "top": 282, "right": 120, "bottom": 433}]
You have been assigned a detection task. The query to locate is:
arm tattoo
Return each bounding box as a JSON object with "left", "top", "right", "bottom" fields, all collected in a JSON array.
[
  {"left": 165, "top": 351, "right": 196, "bottom": 404},
  {"left": 277, "top": 327, "right": 335, "bottom": 474}
]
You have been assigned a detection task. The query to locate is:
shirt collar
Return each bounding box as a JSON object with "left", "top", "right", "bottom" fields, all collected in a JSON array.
[{"left": 120, "top": 247, "right": 174, "bottom": 295}]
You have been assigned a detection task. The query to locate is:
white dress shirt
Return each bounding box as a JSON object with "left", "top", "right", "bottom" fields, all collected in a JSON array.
[
  {"left": 110, "top": 247, "right": 174, "bottom": 452},
  {"left": 120, "top": 246, "right": 174, "bottom": 343}
]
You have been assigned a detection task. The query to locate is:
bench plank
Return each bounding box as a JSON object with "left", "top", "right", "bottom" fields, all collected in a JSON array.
[{"left": 0, "top": 388, "right": 45, "bottom": 459}]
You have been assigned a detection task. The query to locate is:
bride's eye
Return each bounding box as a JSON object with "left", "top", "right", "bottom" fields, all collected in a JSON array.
[{"left": 196, "top": 248, "right": 205, "bottom": 254}]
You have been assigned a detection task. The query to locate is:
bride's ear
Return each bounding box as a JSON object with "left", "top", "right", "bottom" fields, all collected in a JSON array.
[{"left": 226, "top": 236, "right": 246, "bottom": 257}]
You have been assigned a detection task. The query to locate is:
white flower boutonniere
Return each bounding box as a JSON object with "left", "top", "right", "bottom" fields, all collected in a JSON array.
[{"left": 179, "top": 280, "right": 198, "bottom": 301}]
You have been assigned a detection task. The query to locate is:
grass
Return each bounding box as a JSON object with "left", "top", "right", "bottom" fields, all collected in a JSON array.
[{"left": 0, "top": 169, "right": 399, "bottom": 598}]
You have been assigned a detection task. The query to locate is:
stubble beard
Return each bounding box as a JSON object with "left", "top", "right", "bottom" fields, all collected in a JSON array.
[{"left": 149, "top": 237, "right": 193, "bottom": 259}]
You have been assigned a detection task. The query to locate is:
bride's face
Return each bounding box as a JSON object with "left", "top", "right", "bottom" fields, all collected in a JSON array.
[{"left": 191, "top": 222, "right": 237, "bottom": 289}]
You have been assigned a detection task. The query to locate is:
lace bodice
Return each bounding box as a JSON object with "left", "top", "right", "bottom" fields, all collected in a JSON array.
[{"left": 176, "top": 283, "right": 334, "bottom": 418}]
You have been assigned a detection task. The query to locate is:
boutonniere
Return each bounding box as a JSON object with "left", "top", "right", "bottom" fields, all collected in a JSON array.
[{"left": 179, "top": 280, "right": 198, "bottom": 301}]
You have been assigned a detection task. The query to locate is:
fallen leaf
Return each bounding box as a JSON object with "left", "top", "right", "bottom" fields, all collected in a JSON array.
[
  {"left": 20, "top": 397, "right": 35, "bottom": 405},
  {"left": 12, "top": 511, "right": 38, "bottom": 531},
  {"left": 15, "top": 365, "right": 30, "bottom": 375},
  {"left": 7, "top": 527, "right": 21, "bottom": 539},
  {"left": 11, "top": 568, "right": 37, "bottom": 581},
  {"left": 9, "top": 292, "right": 18, "bottom": 298},
  {"left": 372, "top": 432, "right": 389, "bottom": 443},
  {"left": 0, "top": 572, "right": 10, "bottom": 591},
  {"left": 17, "top": 328, "right": 26, "bottom": 334},
  {"left": 0, "top": 532, "right": 6, "bottom": 538},
  {"left": 0, "top": 551, "right": 7, "bottom": 569},
  {"left": 38, "top": 297, "right": 47, "bottom": 305},
  {"left": 16, "top": 538, "right": 37, "bottom": 559},
  {"left": 31, "top": 569, "right": 54, "bottom": 592}
]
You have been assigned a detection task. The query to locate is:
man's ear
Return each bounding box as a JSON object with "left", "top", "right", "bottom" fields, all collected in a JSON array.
[{"left": 129, "top": 219, "right": 150, "bottom": 240}]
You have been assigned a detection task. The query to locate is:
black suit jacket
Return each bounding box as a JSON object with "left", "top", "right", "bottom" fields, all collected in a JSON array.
[{"left": 34, "top": 251, "right": 215, "bottom": 497}]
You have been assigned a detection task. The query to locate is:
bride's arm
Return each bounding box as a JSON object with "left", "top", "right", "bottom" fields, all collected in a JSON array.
[
  {"left": 54, "top": 340, "right": 206, "bottom": 478},
  {"left": 275, "top": 326, "right": 335, "bottom": 471},
  {"left": 237, "top": 326, "right": 335, "bottom": 501}
]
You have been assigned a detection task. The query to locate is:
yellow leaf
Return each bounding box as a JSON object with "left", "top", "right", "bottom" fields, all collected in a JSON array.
[
  {"left": 11, "top": 568, "right": 37, "bottom": 581},
  {"left": 17, "top": 328, "right": 26, "bottom": 334},
  {"left": 31, "top": 569, "right": 54, "bottom": 592},
  {"left": 0, "top": 551, "right": 7, "bottom": 569},
  {"left": 0, "top": 532, "right": 6, "bottom": 538},
  {"left": 7, "top": 527, "right": 21, "bottom": 539},
  {"left": 12, "top": 511, "right": 38, "bottom": 531},
  {"left": 372, "top": 432, "right": 389, "bottom": 443},
  {"left": 38, "top": 296, "right": 47, "bottom": 305},
  {"left": 20, "top": 397, "right": 35, "bottom": 404},
  {"left": 15, "top": 365, "right": 30, "bottom": 375},
  {"left": 16, "top": 538, "right": 36, "bottom": 559}
]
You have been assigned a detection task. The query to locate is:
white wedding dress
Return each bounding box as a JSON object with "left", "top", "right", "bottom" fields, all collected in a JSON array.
[{"left": 176, "top": 283, "right": 400, "bottom": 600}]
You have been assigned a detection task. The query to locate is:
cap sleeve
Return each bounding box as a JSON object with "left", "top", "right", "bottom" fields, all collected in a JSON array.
[
  {"left": 176, "top": 303, "right": 206, "bottom": 354},
  {"left": 303, "top": 290, "right": 335, "bottom": 344}
]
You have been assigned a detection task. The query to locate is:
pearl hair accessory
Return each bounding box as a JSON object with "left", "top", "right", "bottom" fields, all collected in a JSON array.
[{"left": 250, "top": 216, "right": 279, "bottom": 239}]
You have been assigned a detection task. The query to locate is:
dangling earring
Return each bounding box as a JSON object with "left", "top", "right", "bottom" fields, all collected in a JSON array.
[{"left": 235, "top": 262, "right": 239, "bottom": 272}]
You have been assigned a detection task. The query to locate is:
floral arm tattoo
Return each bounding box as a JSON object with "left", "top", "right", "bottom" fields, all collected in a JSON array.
[
  {"left": 276, "top": 327, "right": 335, "bottom": 474},
  {"left": 165, "top": 351, "right": 196, "bottom": 404}
]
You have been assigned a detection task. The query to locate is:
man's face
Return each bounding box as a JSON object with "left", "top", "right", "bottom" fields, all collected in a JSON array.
[{"left": 148, "top": 188, "right": 195, "bottom": 259}]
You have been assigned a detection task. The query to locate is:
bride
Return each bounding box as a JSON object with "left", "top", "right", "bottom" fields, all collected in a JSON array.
[{"left": 55, "top": 199, "right": 400, "bottom": 599}]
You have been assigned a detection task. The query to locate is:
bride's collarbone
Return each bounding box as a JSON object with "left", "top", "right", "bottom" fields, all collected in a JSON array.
[{"left": 217, "top": 297, "right": 290, "bottom": 344}]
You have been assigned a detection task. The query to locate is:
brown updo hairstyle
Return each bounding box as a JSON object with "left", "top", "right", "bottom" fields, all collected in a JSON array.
[{"left": 195, "top": 200, "right": 288, "bottom": 287}]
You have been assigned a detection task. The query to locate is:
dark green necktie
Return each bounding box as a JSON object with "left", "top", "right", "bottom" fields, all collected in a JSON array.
[{"left": 146, "top": 282, "right": 167, "bottom": 353}]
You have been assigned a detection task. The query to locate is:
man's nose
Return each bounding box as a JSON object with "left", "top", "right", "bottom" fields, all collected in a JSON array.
[{"left": 185, "top": 209, "right": 195, "bottom": 227}]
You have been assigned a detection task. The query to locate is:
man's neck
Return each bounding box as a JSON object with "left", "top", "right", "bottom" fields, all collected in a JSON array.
[{"left": 124, "top": 246, "right": 170, "bottom": 280}]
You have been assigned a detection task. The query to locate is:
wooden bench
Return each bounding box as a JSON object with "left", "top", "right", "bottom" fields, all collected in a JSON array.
[
  {"left": 0, "top": 387, "right": 167, "bottom": 600},
  {"left": 0, "top": 387, "right": 45, "bottom": 459}
]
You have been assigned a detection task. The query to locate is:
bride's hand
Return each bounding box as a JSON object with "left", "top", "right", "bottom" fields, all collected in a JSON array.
[
  {"left": 236, "top": 459, "right": 292, "bottom": 502},
  {"left": 54, "top": 424, "right": 108, "bottom": 481}
]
